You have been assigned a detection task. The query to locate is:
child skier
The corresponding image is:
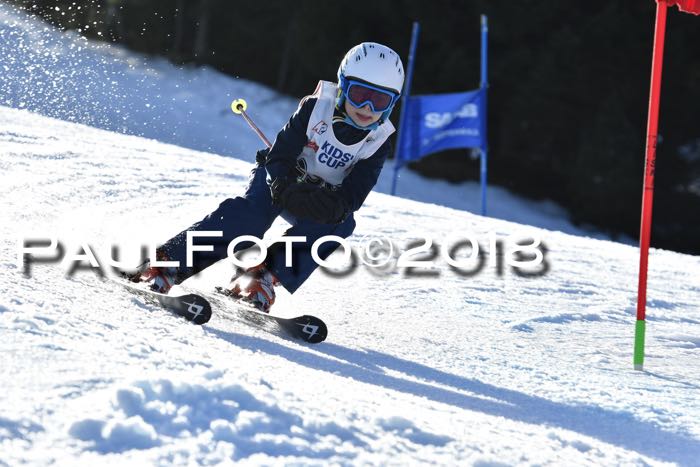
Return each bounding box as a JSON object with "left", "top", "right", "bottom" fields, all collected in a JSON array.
[{"left": 133, "top": 42, "right": 405, "bottom": 312}]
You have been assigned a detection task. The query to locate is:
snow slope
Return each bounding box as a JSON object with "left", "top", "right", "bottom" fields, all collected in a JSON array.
[
  {"left": 0, "top": 3, "right": 616, "bottom": 240},
  {"left": 2, "top": 105, "right": 700, "bottom": 465}
]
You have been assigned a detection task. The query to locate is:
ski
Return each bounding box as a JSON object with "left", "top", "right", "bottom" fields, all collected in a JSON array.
[
  {"left": 113, "top": 277, "right": 213, "bottom": 325},
  {"left": 110, "top": 276, "right": 325, "bottom": 342},
  {"left": 211, "top": 287, "right": 328, "bottom": 344}
]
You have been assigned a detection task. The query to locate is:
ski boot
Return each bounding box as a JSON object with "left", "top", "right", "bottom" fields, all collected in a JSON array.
[
  {"left": 128, "top": 252, "right": 179, "bottom": 294},
  {"left": 225, "top": 263, "right": 279, "bottom": 312}
]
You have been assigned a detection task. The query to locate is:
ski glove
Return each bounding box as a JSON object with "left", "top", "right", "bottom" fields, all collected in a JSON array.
[
  {"left": 269, "top": 176, "right": 294, "bottom": 205},
  {"left": 280, "top": 183, "right": 350, "bottom": 224}
]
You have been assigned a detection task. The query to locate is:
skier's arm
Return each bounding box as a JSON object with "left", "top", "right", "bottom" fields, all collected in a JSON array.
[
  {"left": 263, "top": 97, "right": 315, "bottom": 182},
  {"left": 337, "top": 139, "right": 392, "bottom": 213}
]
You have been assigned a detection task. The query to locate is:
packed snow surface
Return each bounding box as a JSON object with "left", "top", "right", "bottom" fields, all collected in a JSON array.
[{"left": 2, "top": 105, "right": 700, "bottom": 465}]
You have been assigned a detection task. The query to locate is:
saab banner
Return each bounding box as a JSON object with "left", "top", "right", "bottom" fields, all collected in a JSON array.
[{"left": 397, "top": 88, "right": 486, "bottom": 166}]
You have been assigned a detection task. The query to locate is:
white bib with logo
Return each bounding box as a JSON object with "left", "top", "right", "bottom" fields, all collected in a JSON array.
[{"left": 297, "top": 80, "right": 394, "bottom": 187}]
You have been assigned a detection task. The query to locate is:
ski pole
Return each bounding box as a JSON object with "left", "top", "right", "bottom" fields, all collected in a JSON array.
[{"left": 231, "top": 98, "right": 272, "bottom": 149}]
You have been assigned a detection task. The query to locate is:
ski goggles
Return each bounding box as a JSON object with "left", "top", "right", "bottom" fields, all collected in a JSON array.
[{"left": 343, "top": 79, "right": 399, "bottom": 113}]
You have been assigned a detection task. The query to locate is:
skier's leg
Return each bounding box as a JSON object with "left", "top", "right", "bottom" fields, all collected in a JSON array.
[
  {"left": 266, "top": 214, "right": 356, "bottom": 294},
  {"left": 158, "top": 165, "right": 282, "bottom": 281}
]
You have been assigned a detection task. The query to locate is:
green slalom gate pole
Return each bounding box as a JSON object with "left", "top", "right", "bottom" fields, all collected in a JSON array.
[{"left": 634, "top": 320, "right": 646, "bottom": 370}]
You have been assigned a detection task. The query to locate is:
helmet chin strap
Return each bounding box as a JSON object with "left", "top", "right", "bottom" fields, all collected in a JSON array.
[{"left": 342, "top": 111, "right": 381, "bottom": 131}]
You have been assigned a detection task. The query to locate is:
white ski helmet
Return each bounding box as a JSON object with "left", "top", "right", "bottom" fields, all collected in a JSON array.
[
  {"left": 336, "top": 42, "right": 404, "bottom": 124},
  {"left": 337, "top": 42, "right": 405, "bottom": 94}
]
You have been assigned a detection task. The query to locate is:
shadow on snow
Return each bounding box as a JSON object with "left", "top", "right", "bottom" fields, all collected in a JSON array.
[{"left": 207, "top": 327, "right": 700, "bottom": 464}]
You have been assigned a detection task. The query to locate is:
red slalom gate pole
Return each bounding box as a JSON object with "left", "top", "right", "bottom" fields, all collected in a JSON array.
[{"left": 634, "top": 1, "right": 669, "bottom": 371}]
